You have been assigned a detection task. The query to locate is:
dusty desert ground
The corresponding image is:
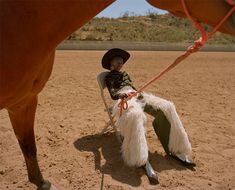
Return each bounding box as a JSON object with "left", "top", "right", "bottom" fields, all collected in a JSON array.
[{"left": 0, "top": 51, "right": 235, "bottom": 190}]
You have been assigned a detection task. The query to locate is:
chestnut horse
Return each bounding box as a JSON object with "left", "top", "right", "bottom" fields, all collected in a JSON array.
[
  {"left": 147, "top": 0, "right": 235, "bottom": 35},
  {"left": 0, "top": 0, "right": 234, "bottom": 189}
]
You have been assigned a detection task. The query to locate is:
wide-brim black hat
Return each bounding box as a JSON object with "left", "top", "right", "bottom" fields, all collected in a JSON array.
[{"left": 102, "top": 48, "right": 130, "bottom": 70}]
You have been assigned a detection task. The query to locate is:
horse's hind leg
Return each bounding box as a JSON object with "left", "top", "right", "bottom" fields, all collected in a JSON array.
[{"left": 7, "top": 95, "right": 51, "bottom": 190}]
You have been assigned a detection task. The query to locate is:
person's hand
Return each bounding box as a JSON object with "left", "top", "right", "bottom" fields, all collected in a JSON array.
[{"left": 118, "top": 93, "right": 128, "bottom": 99}]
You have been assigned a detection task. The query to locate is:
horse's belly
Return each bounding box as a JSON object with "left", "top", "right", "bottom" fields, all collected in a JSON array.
[
  {"left": 0, "top": 75, "right": 48, "bottom": 109},
  {"left": 0, "top": 51, "right": 55, "bottom": 109}
]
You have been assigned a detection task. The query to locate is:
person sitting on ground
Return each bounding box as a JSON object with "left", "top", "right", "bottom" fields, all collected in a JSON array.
[{"left": 101, "top": 48, "right": 196, "bottom": 184}]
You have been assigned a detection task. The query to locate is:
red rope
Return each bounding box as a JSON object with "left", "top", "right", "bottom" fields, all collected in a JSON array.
[
  {"left": 226, "top": 0, "right": 235, "bottom": 6},
  {"left": 118, "top": 98, "right": 128, "bottom": 116},
  {"left": 118, "top": 0, "right": 235, "bottom": 115},
  {"left": 181, "top": 0, "right": 208, "bottom": 45}
]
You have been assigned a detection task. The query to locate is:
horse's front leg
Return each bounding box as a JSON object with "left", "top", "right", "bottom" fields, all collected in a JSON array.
[{"left": 7, "top": 95, "right": 55, "bottom": 190}]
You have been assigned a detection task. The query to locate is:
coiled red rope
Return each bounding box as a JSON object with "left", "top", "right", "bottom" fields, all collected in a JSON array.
[{"left": 118, "top": 0, "right": 235, "bottom": 115}]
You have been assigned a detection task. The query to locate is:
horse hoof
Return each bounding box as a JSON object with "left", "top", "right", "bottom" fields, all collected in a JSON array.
[
  {"left": 36, "top": 180, "right": 53, "bottom": 190},
  {"left": 37, "top": 180, "right": 59, "bottom": 190},
  {"left": 49, "top": 184, "right": 58, "bottom": 190}
]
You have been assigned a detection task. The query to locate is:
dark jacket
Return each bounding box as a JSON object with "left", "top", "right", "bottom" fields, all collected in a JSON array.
[{"left": 105, "top": 70, "right": 136, "bottom": 100}]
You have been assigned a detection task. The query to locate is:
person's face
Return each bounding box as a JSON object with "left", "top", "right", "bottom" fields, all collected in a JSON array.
[{"left": 110, "top": 57, "right": 124, "bottom": 71}]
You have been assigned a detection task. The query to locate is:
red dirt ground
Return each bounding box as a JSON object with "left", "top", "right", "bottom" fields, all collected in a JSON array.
[{"left": 0, "top": 51, "right": 234, "bottom": 190}]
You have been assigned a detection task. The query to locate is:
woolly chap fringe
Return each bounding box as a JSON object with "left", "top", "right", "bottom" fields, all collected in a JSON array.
[
  {"left": 113, "top": 97, "right": 148, "bottom": 167},
  {"left": 112, "top": 87, "right": 192, "bottom": 167},
  {"left": 142, "top": 93, "right": 192, "bottom": 155}
]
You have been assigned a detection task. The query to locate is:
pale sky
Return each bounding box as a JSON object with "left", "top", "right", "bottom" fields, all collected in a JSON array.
[{"left": 96, "top": 0, "right": 167, "bottom": 18}]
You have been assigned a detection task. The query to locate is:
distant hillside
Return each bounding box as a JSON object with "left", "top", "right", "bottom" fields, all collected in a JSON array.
[{"left": 67, "top": 13, "right": 234, "bottom": 45}]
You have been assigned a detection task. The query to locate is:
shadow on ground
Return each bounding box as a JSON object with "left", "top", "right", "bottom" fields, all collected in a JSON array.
[{"left": 74, "top": 132, "right": 190, "bottom": 187}]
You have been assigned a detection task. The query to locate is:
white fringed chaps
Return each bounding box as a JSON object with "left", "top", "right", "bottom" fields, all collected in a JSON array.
[
  {"left": 112, "top": 87, "right": 192, "bottom": 167},
  {"left": 113, "top": 97, "right": 148, "bottom": 167},
  {"left": 142, "top": 93, "right": 192, "bottom": 155}
]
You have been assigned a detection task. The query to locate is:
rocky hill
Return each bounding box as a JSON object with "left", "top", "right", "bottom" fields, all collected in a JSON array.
[{"left": 67, "top": 13, "right": 234, "bottom": 45}]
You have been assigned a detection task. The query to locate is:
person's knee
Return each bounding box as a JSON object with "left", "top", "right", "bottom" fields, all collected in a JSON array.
[
  {"left": 128, "top": 108, "right": 147, "bottom": 128},
  {"left": 129, "top": 107, "right": 145, "bottom": 120},
  {"left": 164, "top": 100, "right": 175, "bottom": 112}
]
